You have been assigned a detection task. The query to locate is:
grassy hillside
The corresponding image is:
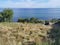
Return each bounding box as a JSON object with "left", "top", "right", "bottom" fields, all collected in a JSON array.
[{"left": 0, "top": 22, "right": 52, "bottom": 45}]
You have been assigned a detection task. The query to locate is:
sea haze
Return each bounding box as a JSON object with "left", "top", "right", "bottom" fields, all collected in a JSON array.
[{"left": 0, "top": 8, "right": 60, "bottom": 21}]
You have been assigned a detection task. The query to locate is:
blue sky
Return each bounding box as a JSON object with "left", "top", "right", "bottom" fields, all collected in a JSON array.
[{"left": 0, "top": 0, "right": 60, "bottom": 8}]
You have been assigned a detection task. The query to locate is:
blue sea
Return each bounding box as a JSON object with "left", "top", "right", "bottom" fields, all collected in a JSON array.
[{"left": 0, "top": 8, "right": 60, "bottom": 21}]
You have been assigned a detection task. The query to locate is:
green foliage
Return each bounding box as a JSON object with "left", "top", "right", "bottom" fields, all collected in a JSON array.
[
  {"left": 0, "top": 13, "right": 3, "bottom": 22},
  {"left": 24, "top": 18, "right": 30, "bottom": 23},
  {"left": 0, "top": 8, "right": 13, "bottom": 22},
  {"left": 48, "top": 21, "right": 60, "bottom": 45},
  {"left": 17, "top": 18, "right": 25, "bottom": 23},
  {"left": 45, "top": 21, "right": 49, "bottom": 25},
  {"left": 3, "top": 8, "right": 13, "bottom": 22},
  {"left": 42, "top": 41, "right": 48, "bottom": 45},
  {"left": 37, "top": 20, "right": 44, "bottom": 24},
  {"left": 50, "top": 18, "right": 60, "bottom": 23},
  {"left": 50, "top": 19, "right": 58, "bottom": 23},
  {"left": 17, "top": 18, "right": 30, "bottom": 23},
  {"left": 55, "top": 20, "right": 60, "bottom": 25},
  {"left": 29, "top": 17, "right": 38, "bottom": 23},
  {"left": 17, "top": 17, "right": 44, "bottom": 24}
]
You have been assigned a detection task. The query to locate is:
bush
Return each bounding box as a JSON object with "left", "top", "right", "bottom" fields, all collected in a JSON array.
[
  {"left": 17, "top": 18, "right": 25, "bottom": 23},
  {"left": 0, "top": 8, "right": 13, "bottom": 22},
  {"left": 50, "top": 19, "right": 60, "bottom": 23},
  {"left": 17, "top": 18, "right": 29, "bottom": 23},
  {"left": 24, "top": 18, "right": 30, "bottom": 23},
  {"left": 0, "top": 13, "right": 3, "bottom": 22},
  {"left": 45, "top": 21, "right": 49, "bottom": 25},
  {"left": 29, "top": 17, "right": 38, "bottom": 23},
  {"left": 17, "top": 17, "right": 45, "bottom": 24}
]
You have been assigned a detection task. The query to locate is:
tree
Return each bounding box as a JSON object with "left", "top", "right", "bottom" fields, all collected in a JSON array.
[{"left": 2, "top": 8, "right": 13, "bottom": 22}]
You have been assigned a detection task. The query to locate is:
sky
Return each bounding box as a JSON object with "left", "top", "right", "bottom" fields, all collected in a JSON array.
[{"left": 0, "top": 0, "right": 60, "bottom": 8}]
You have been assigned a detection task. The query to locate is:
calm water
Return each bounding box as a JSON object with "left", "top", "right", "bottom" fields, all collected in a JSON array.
[{"left": 0, "top": 8, "right": 60, "bottom": 21}]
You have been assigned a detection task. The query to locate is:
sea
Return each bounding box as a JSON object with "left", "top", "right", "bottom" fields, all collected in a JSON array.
[{"left": 0, "top": 8, "right": 60, "bottom": 22}]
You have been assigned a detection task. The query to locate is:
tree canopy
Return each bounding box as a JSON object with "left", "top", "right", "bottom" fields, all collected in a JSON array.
[{"left": 0, "top": 8, "right": 13, "bottom": 22}]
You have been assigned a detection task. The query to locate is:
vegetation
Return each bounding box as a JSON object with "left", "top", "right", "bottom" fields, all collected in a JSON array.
[
  {"left": 0, "top": 22, "right": 51, "bottom": 45},
  {"left": 17, "top": 17, "right": 44, "bottom": 24},
  {"left": 0, "top": 8, "right": 13, "bottom": 22},
  {"left": 0, "top": 8, "right": 60, "bottom": 45},
  {"left": 45, "top": 21, "right": 49, "bottom": 25},
  {"left": 48, "top": 21, "right": 60, "bottom": 45},
  {"left": 17, "top": 18, "right": 60, "bottom": 45},
  {"left": 50, "top": 18, "right": 60, "bottom": 23},
  {"left": 17, "top": 18, "right": 29, "bottom": 23},
  {"left": 29, "top": 17, "right": 38, "bottom": 23}
]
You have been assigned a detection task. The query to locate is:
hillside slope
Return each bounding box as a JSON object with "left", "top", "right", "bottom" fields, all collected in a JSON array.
[{"left": 0, "top": 22, "right": 52, "bottom": 45}]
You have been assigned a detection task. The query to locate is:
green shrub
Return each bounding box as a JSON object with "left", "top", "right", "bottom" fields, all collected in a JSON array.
[
  {"left": 45, "top": 21, "right": 49, "bottom": 25},
  {"left": 29, "top": 17, "right": 37, "bottom": 23},
  {"left": 0, "top": 8, "right": 13, "bottom": 22},
  {"left": 17, "top": 18, "right": 25, "bottom": 23}
]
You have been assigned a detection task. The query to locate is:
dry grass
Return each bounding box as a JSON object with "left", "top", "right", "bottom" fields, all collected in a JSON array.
[{"left": 0, "top": 22, "right": 52, "bottom": 45}]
